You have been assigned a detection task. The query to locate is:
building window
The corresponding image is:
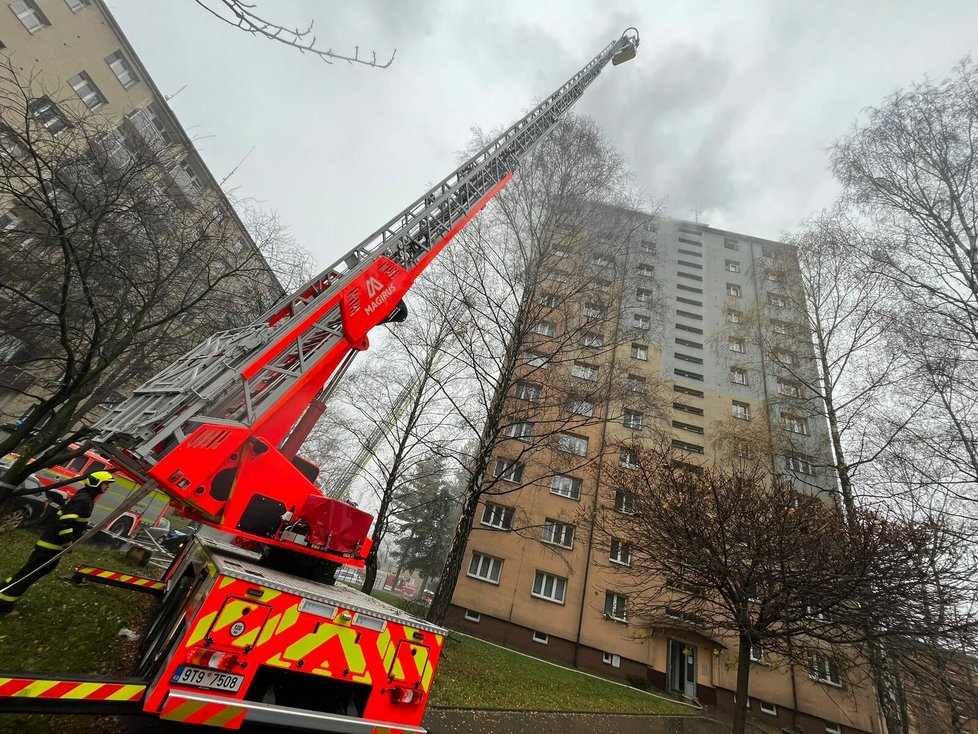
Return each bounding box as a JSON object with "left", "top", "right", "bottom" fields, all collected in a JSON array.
[
  {"left": 602, "top": 652, "right": 622, "bottom": 668},
  {"left": 750, "top": 644, "right": 764, "bottom": 662},
  {"left": 550, "top": 475, "right": 582, "bottom": 500},
  {"left": 28, "top": 97, "right": 67, "bottom": 134},
  {"left": 609, "top": 539, "right": 632, "bottom": 566},
  {"left": 676, "top": 309, "right": 703, "bottom": 320},
  {"left": 104, "top": 50, "right": 139, "bottom": 89},
  {"left": 543, "top": 519, "right": 575, "bottom": 549},
  {"left": 724, "top": 239, "right": 739, "bottom": 250},
  {"left": 627, "top": 374, "right": 646, "bottom": 393},
  {"left": 463, "top": 609, "right": 481, "bottom": 622},
  {"left": 674, "top": 402, "right": 704, "bottom": 416},
  {"left": 604, "top": 592, "right": 628, "bottom": 622},
  {"left": 623, "top": 410, "right": 643, "bottom": 430},
  {"left": 614, "top": 489, "right": 635, "bottom": 514},
  {"left": 571, "top": 361, "right": 598, "bottom": 381},
  {"left": 619, "top": 450, "right": 639, "bottom": 469},
  {"left": 581, "top": 332, "right": 604, "bottom": 348},
  {"left": 674, "top": 384, "right": 705, "bottom": 398},
  {"left": 730, "top": 367, "right": 748, "bottom": 385},
  {"left": 468, "top": 552, "right": 502, "bottom": 584},
  {"left": 732, "top": 401, "right": 751, "bottom": 420},
  {"left": 525, "top": 352, "right": 548, "bottom": 368},
  {"left": 676, "top": 296, "right": 702, "bottom": 306},
  {"left": 539, "top": 293, "right": 559, "bottom": 308},
  {"left": 637, "top": 264, "right": 655, "bottom": 278},
  {"left": 632, "top": 314, "right": 650, "bottom": 330},
  {"left": 772, "top": 320, "right": 790, "bottom": 335},
  {"left": 637, "top": 287, "right": 654, "bottom": 303},
  {"left": 675, "top": 352, "right": 703, "bottom": 365},
  {"left": 727, "top": 310, "right": 743, "bottom": 324},
  {"left": 68, "top": 71, "right": 107, "bottom": 110},
  {"left": 810, "top": 655, "right": 842, "bottom": 686},
  {"left": 552, "top": 247, "right": 571, "bottom": 259},
  {"left": 504, "top": 421, "right": 533, "bottom": 439},
  {"left": 531, "top": 571, "right": 567, "bottom": 604},
  {"left": 582, "top": 303, "right": 604, "bottom": 318},
  {"left": 726, "top": 260, "right": 741, "bottom": 273},
  {"left": 672, "top": 439, "right": 705, "bottom": 454},
  {"left": 674, "top": 368, "right": 703, "bottom": 381},
  {"left": 778, "top": 378, "right": 802, "bottom": 397},
  {"left": 784, "top": 415, "right": 809, "bottom": 435},
  {"left": 531, "top": 321, "right": 556, "bottom": 337},
  {"left": 557, "top": 433, "right": 588, "bottom": 456},
  {"left": 532, "top": 630, "right": 549, "bottom": 644},
  {"left": 759, "top": 701, "right": 777, "bottom": 716},
  {"left": 672, "top": 420, "right": 704, "bottom": 435},
  {"left": 10, "top": 0, "right": 48, "bottom": 32},
  {"left": 726, "top": 283, "right": 742, "bottom": 298},
  {"left": 787, "top": 455, "right": 816, "bottom": 476},
  {"left": 775, "top": 349, "right": 799, "bottom": 366},
  {"left": 631, "top": 343, "right": 648, "bottom": 361},
  {"left": 493, "top": 459, "right": 524, "bottom": 483},
  {"left": 592, "top": 254, "right": 613, "bottom": 267},
  {"left": 675, "top": 337, "right": 702, "bottom": 350},
  {"left": 566, "top": 399, "right": 594, "bottom": 417},
  {"left": 481, "top": 503, "right": 514, "bottom": 530},
  {"left": 729, "top": 338, "right": 746, "bottom": 354},
  {"left": 825, "top": 723, "right": 842, "bottom": 734},
  {"left": 514, "top": 381, "right": 542, "bottom": 402},
  {"left": 65, "top": 0, "right": 90, "bottom": 8},
  {"left": 769, "top": 293, "right": 788, "bottom": 308}
]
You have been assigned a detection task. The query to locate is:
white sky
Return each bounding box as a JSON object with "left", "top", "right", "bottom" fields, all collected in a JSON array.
[{"left": 106, "top": 0, "right": 978, "bottom": 268}]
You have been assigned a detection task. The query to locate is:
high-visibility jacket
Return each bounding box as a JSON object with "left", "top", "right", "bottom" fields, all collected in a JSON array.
[{"left": 34, "top": 487, "right": 96, "bottom": 552}]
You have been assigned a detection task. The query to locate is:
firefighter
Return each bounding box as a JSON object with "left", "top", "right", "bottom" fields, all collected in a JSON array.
[{"left": 0, "top": 470, "right": 114, "bottom": 616}]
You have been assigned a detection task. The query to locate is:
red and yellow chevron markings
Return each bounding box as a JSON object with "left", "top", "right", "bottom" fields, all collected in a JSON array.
[
  {"left": 0, "top": 675, "right": 145, "bottom": 702},
  {"left": 73, "top": 565, "right": 166, "bottom": 595},
  {"left": 160, "top": 694, "right": 246, "bottom": 727}
]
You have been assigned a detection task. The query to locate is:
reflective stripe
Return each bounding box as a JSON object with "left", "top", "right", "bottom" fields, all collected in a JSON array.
[
  {"left": 75, "top": 517, "right": 90, "bottom": 523},
  {"left": 59, "top": 514, "right": 80, "bottom": 521},
  {"left": 58, "top": 529, "right": 73, "bottom": 535},
  {"left": 35, "top": 540, "right": 62, "bottom": 551},
  {"left": 0, "top": 592, "right": 19, "bottom": 602}
]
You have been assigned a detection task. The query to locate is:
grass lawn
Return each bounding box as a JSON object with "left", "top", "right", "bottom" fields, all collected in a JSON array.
[
  {"left": 428, "top": 634, "right": 693, "bottom": 715},
  {"left": 0, "top": 529, "right": 157, "bottom": 733}
]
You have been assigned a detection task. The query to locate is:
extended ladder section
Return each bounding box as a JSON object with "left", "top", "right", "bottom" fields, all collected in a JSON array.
[{"left": 89, "top": 29, "right": 640, "bottom": 559}]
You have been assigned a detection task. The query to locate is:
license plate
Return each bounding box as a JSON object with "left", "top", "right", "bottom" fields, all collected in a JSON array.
[{"left": 172, "top": 665, "right": 244, "bottom": 693}]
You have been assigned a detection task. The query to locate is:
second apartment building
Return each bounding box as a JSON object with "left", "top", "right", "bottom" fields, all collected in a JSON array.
[{"left": 447, "top": 212, "right": 882, "bottom": 734}]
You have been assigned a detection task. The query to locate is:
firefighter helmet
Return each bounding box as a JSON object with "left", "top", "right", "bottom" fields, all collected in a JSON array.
[{"left": 85, "top": 470, "right": 114, "bottom": 489}]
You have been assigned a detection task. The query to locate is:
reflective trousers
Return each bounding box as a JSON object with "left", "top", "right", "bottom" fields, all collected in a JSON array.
[{"left": 0, "top": 544, "right": 61, "bottom": 612}]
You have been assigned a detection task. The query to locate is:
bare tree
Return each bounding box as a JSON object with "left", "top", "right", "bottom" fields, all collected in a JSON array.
[
  {"left": 194, "top": 0, "right": 395, "bottom": 68},
  {"left": 422, "top": 115, "right": 662, "bottom": 624},
  {"left": 599, "top": 443, "right": 977, "bottom": 734},
  {"left": 0, "top": 62, "right": 285, "bottom": 501},
  {"left": 322, "top": 301, "right": 467, "bottom": 594},
  {"left": 831, "top": 58, "right": 978, "bottom": 512}
]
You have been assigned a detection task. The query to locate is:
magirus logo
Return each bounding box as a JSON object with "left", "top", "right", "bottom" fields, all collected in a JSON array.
[{"left": 364, "top": 276, "right": 397, "bottom": 316}]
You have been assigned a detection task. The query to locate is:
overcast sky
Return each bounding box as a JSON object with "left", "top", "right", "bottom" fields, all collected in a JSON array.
[{"left": 106, "top": 0, "right": 978, "bottom": 267}]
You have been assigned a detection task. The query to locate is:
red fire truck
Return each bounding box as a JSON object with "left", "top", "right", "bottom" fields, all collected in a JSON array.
[{"left": 0, "top": 30, "right": 639, "bottom": 732}]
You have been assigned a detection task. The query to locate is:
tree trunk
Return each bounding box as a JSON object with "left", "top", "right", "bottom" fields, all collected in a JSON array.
[
  {"left": 426, "top": 478, "right": 483, "bottom": 624},
  {"left": 361, "top": 548, "right": 379, "bottom": 594},
  {"left": 733, "top": 634, "right": 752, "bottom": 734}
]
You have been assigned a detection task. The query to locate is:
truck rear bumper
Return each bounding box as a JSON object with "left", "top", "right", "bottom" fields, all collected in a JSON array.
[{"left": 161, "top": 689, "right": 427, "bottom": 733}]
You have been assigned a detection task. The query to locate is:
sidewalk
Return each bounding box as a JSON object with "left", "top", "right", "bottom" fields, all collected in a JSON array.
[{"left": 423, "top": 709, "right": 732, "bottom": 734}]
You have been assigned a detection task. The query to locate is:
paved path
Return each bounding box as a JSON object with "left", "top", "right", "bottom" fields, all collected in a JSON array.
[{"left": 423, "top": 709, "right": 731, "bottom": 734}]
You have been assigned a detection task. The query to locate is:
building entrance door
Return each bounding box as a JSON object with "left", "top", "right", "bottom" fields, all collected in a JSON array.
[{"left": 667, "top": 639, "right": 697, "bottom": 699}]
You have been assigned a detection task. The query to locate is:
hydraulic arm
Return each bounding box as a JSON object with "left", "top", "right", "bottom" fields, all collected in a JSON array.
[{"left": 91, "top": 29, "right": 640, "bottom": 566}]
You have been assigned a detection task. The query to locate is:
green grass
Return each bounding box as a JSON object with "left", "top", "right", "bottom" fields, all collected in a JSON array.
[
  {"left": 428, "top": 633, "right": 694, "bottom": 714},
  {"left": 0, "top": 529, "right": 157, "bottom": 733}
]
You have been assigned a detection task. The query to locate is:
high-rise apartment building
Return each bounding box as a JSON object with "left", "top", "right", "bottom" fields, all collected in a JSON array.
[
  {"left": 0, "top": 0, "right": 281, "bottom": 426},
  {"left": 447, "top": 212, "right": 882, "bottom": 734}
]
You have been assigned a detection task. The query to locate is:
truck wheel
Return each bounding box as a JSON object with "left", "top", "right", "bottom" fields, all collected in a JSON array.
[
  {"left": 108, "top": 516, "right": 135, "bottom": 537},
  {"left": 1, "top": 503, "right": 34, "bottom": 531}
]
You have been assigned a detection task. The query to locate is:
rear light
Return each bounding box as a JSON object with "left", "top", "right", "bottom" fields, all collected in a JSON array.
[
  {"left": 187, "top": 647, "right": 239, "bottom": 671},
  {"left": 390, "top": 687, "right": 423, "bottom": 705}
]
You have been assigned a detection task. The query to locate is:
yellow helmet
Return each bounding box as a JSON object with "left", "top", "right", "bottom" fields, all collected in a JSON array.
[{"left": 85, "top": 470, "right": 114, "bottom": 488}]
